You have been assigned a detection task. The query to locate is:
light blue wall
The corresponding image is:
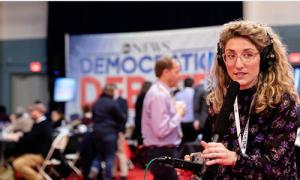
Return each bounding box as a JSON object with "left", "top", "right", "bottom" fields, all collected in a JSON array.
[{"left": 0, "top": 38, "right": 47, "bottom": 113}]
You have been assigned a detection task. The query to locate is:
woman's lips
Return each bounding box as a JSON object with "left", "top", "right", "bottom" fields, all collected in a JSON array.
[{"left": 234, "top": 72, "right": 247, "bottom": 78}]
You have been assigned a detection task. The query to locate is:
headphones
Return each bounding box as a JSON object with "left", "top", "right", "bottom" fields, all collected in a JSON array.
[{"left": 217, "top": 33, "right": 276, "bottom": 73}]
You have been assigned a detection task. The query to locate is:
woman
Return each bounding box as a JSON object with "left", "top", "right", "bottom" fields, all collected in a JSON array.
[
  {"left": 81, "top": 84, "right": 126, "bottom": 180},
  {"left": 188, "top": 20, "right": 300, "bottom": 179}
]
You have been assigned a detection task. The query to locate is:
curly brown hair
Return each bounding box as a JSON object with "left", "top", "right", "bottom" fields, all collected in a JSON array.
[{"left": 207, "top": 20, "right": 300, "bottom": 114}]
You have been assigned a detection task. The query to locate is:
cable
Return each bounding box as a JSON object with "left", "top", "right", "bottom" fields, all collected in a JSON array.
[{"left": 143, "top": 157, "right": 159, "bottom": 180}]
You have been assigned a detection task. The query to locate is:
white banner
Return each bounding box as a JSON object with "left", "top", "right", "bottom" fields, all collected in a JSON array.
[{"left": 65, "top": 26, "right": 221, "bottom": 122}]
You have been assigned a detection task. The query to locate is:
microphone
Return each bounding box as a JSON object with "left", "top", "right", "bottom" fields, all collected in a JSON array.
[
  {"left": 212, "top": 81, "right": 240, "bottom": 142},
  {"left": 156, "top": 156, "right": 204, "bottom": 176},
  {"left": 198, "top": 81, "right": 240, "bottom": 176}
]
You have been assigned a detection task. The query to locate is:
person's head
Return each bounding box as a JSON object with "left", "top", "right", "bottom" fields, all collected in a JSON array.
[
  {"left": 82, "top": 105, "right": 91, "bottom": 114},
  {"left": 184, "top": 77, "right": 194, "bottom": 88},
  {"left": 51, "top": 109, "right": 64, "bottom": 122},
  {"left": 155, "top": 56, "right": 181, "bottom": 88},
  {"left": 208, "top": 20, "right": 299, "bottom": 113},
  {"left": 102, "top": 83, "right": 117, "bottom": 98},
  {"left": 28, "top": 103, "right": 46, "bottom": 121}
]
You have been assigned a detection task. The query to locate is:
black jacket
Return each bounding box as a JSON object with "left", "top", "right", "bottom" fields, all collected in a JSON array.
[
  {"left": 92, "top": 95, "right": 126, "bottom": 136},
  {"left": 116, "top": 97, "right": 128, "bottom": 132},
  {"left": 17, "top": 118, "right": 52, "bottom": 158},
  {"left": 132, "top": 92, "right": 146, "bottom": 143}
]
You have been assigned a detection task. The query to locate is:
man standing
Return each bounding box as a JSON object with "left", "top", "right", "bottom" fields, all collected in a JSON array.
[
  {"left": 142, "top": 56, "right": 185, "bottom": 180},
  {"left": 175, "top": 77, "right": 196, "bottom": 143}
]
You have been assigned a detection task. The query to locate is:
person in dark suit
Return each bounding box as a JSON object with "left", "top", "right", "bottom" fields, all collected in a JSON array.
[
  {"left": 193, "top": 82, "right": 209, "bottom": 141},
  {"left": 132, "top": 81, "right": 152, "bottom": 145},
  {"left": 81, "top": 84, "right": 126, "bottom": 180},
  {"left": 12, "top": 103, "right": 52, "bottom": 180}
]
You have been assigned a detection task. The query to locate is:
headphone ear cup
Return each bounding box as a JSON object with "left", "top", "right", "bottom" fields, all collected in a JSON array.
[
  {"left": 217, "top": 44, "right": 227, "bottom": 72},
  {"left": 260, "top": 43, "right": 276, "bottom": 72}
]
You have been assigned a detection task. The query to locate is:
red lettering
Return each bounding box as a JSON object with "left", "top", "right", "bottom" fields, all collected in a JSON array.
[
  {"left": 127, "top": 76, "right": 145, "bottom": 109},
  {"left": 106, "top": 76, "right": 124, "bottom": 96},
  {"left": 81, "top": 76, "right": 102, "bottom": 108},
  {"left": 193, "top": 73, "right": 205, "bottom": 85}
]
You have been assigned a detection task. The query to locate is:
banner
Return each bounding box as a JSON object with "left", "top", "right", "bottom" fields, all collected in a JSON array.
[{"left": 65, "top": 26, "right": 221, "bottom": 122}]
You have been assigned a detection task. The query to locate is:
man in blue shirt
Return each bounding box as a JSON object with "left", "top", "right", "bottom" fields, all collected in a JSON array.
[{"left": 176, "top": 77, "right": 197, "bottom": 143}]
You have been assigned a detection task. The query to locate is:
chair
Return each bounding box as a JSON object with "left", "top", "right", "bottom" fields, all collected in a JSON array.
[
  {"left": 65, "top": 152, "right": 81, "bottom": 176},
  {"left": 39, "top": 131, "right": 70, "bottom": 180},
  {"left": 63, "top": 131, "right": 82, "bottom": 176}
]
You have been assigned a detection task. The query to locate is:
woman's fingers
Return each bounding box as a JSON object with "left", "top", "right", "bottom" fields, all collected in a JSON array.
[
  {"left": 206, "top": 142, "right": 224, "bottom": 148},
  {"left": 202, "top": 141, "right": 224, "bottom": 149},
  {"left": 202, "top": 147, "right": 224, "bottom": 154},
  {"left": 205, "top": 158, "right": 225, "bottom": 166},
  {"left": 200, "top": 140, "right": 208, "bottom": 148},
  {"left": 184, "top": 154, "right": 191, "bottom": 161},
  {"left": 201, "top": 152, "right": 226, "bottom": 159},
  {"left": 201, "top": 141, "right": 237, "bottom": 166}
]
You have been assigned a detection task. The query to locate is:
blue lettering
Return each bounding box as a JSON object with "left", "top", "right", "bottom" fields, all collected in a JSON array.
[
  {"left": 208, "top": 51, "right": 215, "bottom": 70},
  {"left": 122, "top": 56, "right": 137, "bottom": 74},
  {"left": 107, "top": 56, "right": 120, "bottom": 74},
  {"left": 80, "top": 57, "right": 93, "bottom": 74},
  {"left": 195, "top": 53, "right": 205, "bottom": 71},
  {"left": 95, "top": 58, "right": 105, "bottom": 74},
  {"left": 172, "top": 54, "right": 179, "bottom": 60},
  {"left": 181, "top": 53, "right": 193, "bottom": 72},
  {"left": 155, "top": 55, "right": 162, "bottom": 61},
  {"left": 139, "top": 55, "right": 153, "bottom": 73}
]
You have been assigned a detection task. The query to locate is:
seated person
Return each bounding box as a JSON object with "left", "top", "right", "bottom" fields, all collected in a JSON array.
[
  {"left": 6, "top": 106, "right": 33, "bottom": 133},
  {"left": 81, "top": 105, "right": 93, "bottom": 126},
  {"left": 51, "top": 109, "right": 66, "bottom": 129},
  {"left": 8, "top": 103, "right": 52, "bottom": 180}
]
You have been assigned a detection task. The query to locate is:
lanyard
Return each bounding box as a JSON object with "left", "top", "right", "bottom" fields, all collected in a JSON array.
[{"left": 234, "top": 97, "right": 250, "bottom": 155}]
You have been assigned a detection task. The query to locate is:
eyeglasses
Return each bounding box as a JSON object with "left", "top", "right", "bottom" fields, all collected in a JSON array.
[{"left": 223, "top": 51, "right": 260, "bottom": 65}]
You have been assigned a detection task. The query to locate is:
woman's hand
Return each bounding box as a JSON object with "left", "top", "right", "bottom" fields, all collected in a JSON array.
[{"left": 200, "top": 140, "right": 237, "bottom": 166}]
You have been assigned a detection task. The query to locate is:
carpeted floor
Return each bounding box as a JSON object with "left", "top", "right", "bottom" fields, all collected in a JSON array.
[
  {"left": 65, "top": 167, "right": 198, "bottom": 180},
  {"left": 123, "top": 167, "right": 153, "bottom": 180},
  {"left": 66, "top": 166, "right": 153, "bottom": 180}
]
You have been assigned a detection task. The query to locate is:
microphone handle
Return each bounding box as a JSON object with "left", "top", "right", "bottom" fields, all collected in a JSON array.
[
  {"left": 197, "top": 134, "right": 219, "bottom": 175},
  {"left": 157, "top": 156, "right": 204, "bottom": 172},
  {"left": 171, "top": 158, "right": 203, "bottom": 172}
]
